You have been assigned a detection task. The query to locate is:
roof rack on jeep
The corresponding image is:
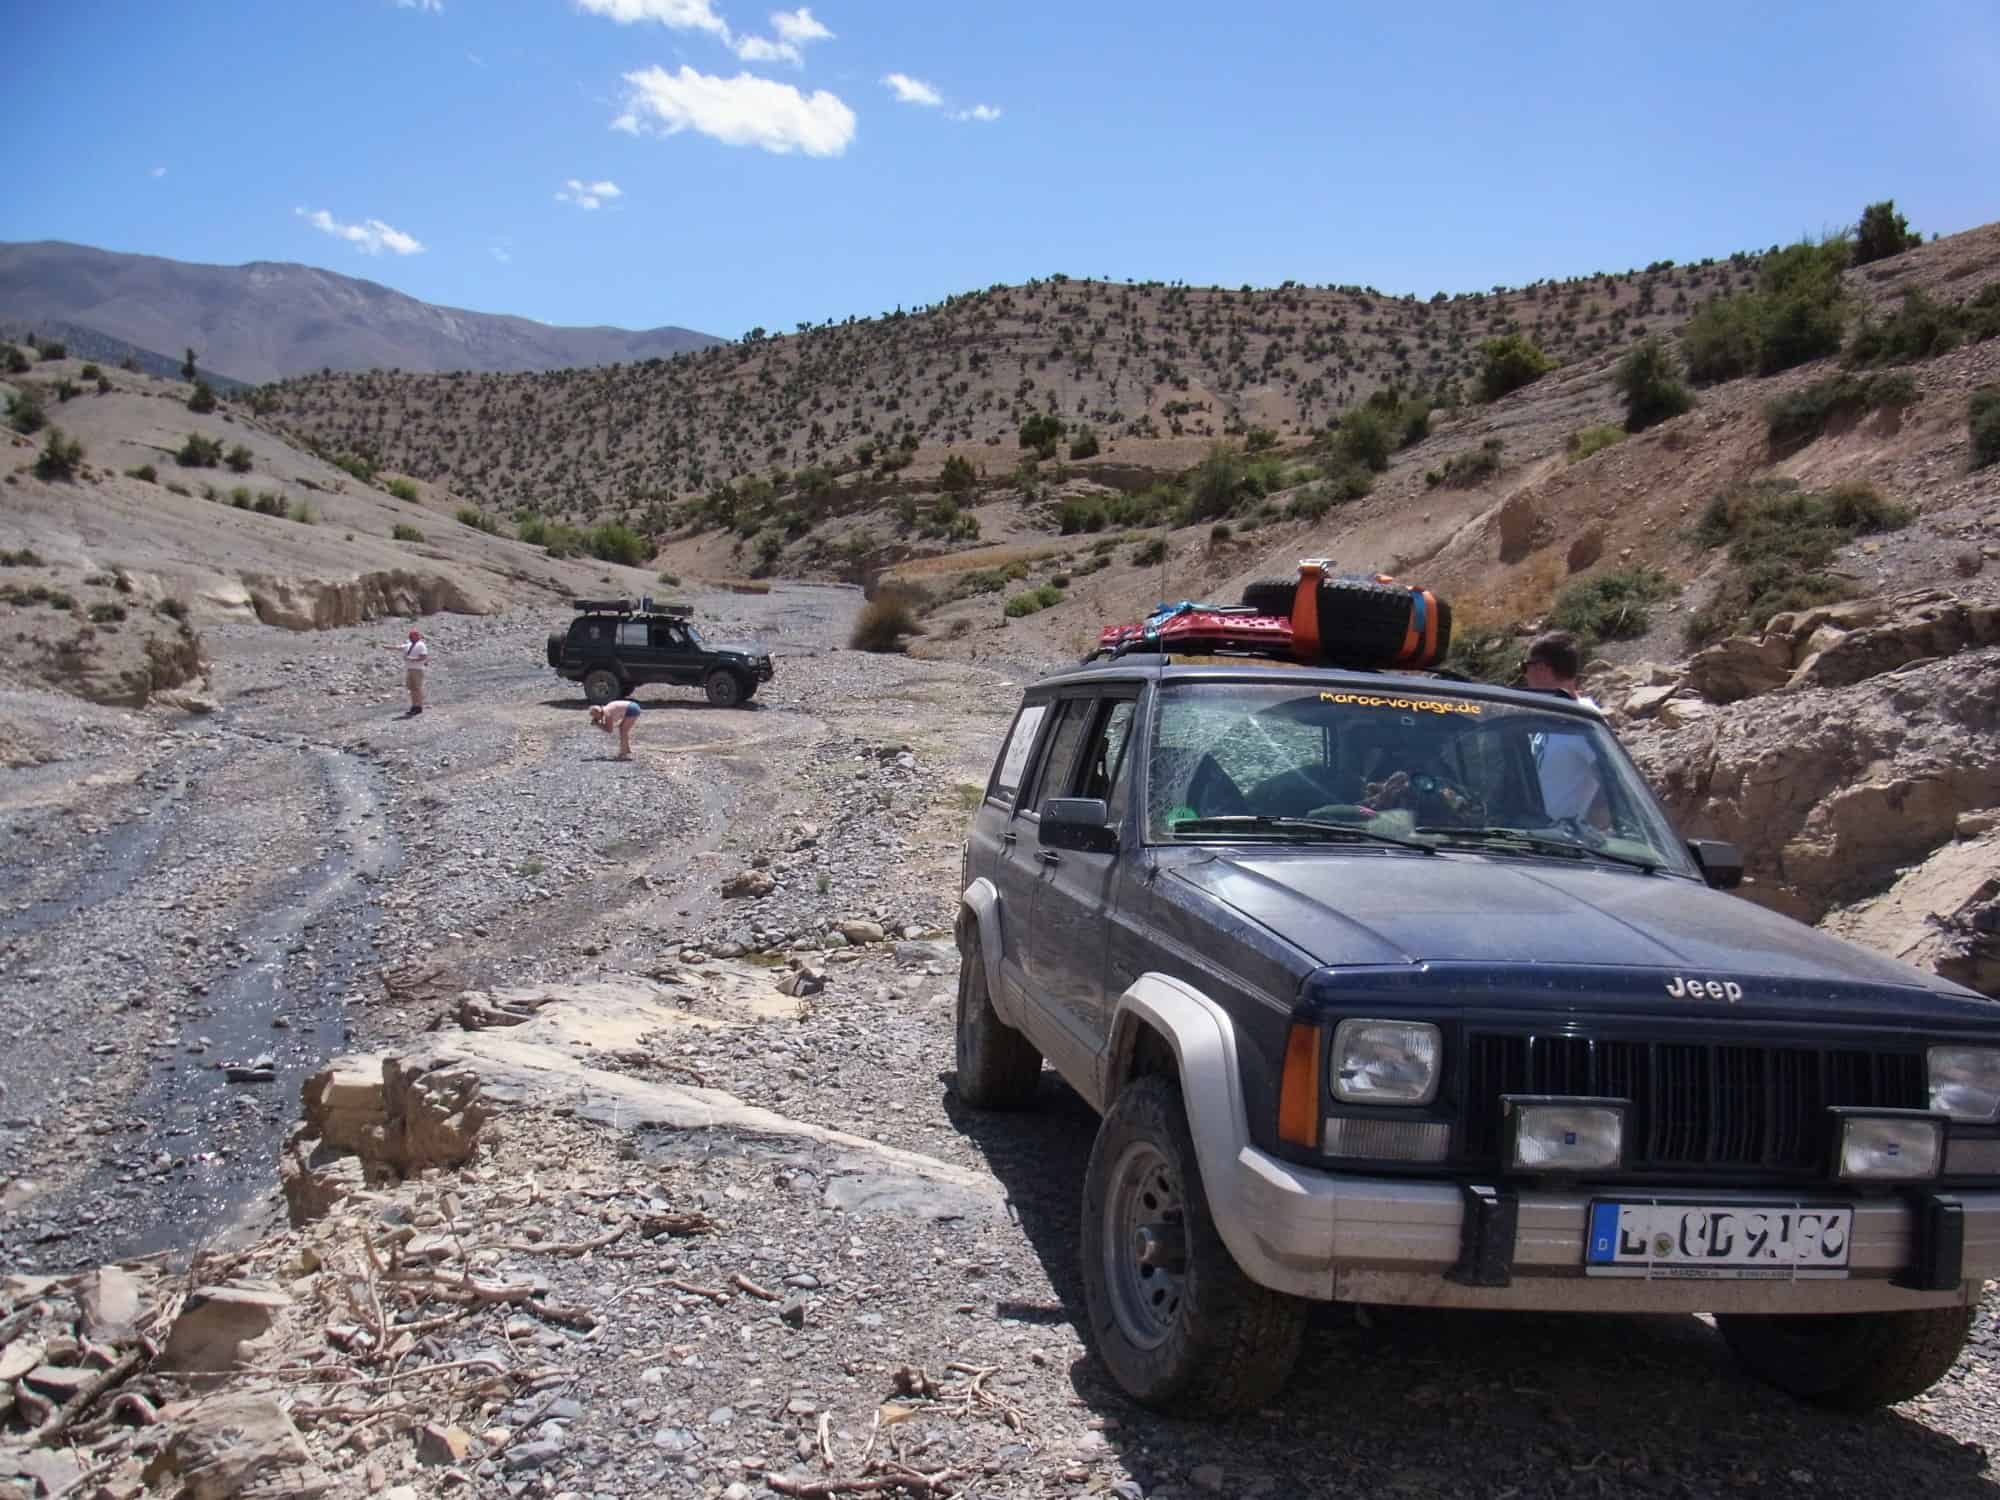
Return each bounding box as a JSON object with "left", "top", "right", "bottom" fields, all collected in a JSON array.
[{"left": 571, "top": 597, "right": 694, "bottom": 617}]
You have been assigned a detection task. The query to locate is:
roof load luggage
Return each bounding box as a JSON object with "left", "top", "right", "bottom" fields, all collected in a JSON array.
[{"left": 1089, "top": 561, "right": 1453, "bottom": 670}]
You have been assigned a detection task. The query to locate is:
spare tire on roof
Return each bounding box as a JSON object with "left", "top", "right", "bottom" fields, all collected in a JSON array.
[{"left": 1241, "top": 568, "right": 1453, "bottom": 670}]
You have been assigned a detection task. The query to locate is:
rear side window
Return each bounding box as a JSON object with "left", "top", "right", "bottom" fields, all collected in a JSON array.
[
  {"left": 989, "top": 702, "right": 1049, "bottom": 806},
  {"left": 1022, "top": 701, "right": 1094, "bottom": 816},
  {"left": 616, "top": 621, "right": 649, "bottom": 648}
]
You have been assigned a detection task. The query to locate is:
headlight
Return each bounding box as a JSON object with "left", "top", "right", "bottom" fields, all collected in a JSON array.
[
  {"left": 1835, "top": 1110, "right": 1943, "bottom": 1182},
  {"left": 1332, "top": 1019, "right": 1441, "bottom": 1106},
  {"left": 1504, "top": 1097, "right": 1625, "bottom": 1173},
  {"left": 1928, "top": 1046, "right": 2000, "bottom": 1123}
]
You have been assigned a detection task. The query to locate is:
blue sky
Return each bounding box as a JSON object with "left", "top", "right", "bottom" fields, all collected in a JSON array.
[{"left": 4, "top": 0, "right": 1995, "bottom": 341}]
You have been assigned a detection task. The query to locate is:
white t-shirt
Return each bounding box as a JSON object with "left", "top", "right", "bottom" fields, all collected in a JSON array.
[{"left": 402, "top": 639, "right": 429, "bottom": 671}]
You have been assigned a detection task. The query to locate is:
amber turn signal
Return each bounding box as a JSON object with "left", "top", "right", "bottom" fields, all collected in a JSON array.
[{"left": 1278, "top": 1021, "right": 1323, "bottom": 1148}]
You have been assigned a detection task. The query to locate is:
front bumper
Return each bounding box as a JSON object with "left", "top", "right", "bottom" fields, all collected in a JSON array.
[{"left": 1219, "top": 1145, "right": 2000, "bottom": 1313}]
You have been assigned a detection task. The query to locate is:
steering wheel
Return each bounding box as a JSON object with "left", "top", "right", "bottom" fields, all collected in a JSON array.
[
  {"left": 1186, "top": 754, "right": 1249, "bottom": 819},
  {"left": 1368, "top": 769, "right": 1485, "bottom": 824}
]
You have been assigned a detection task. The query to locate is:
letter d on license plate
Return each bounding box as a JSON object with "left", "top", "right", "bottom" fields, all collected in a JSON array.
[{"left": 1584, "top": 1201, "right": 1853, "bottom": 1279}]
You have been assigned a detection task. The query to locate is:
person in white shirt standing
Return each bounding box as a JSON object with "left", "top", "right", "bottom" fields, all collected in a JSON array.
[
  {"left": 1522, "top": 631, "right": 1607, "bottom": 826},
  {"left": 382, "top": 627, "right": 429, "bottom": 716}
]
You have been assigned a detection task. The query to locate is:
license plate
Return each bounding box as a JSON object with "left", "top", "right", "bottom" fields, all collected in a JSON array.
[{"left": 1584, "top": 1201, "right": 1853, "bottom": 1280}]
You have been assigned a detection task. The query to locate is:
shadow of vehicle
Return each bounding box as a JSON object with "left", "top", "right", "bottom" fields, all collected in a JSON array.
[
  {"left": 538, "top": 697, "right": 765, "bottom": 712},
  {"left": 944, "top": 1068, "right": 1999, "bottom": 1498}
]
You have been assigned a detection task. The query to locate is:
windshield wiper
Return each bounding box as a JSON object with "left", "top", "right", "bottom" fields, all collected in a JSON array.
[
  {"left": 1414, "top": 826, "right": 1662, "bottom": 873},
  {"left": 1170, "top": 815, "right": 1439, "bottom": 853}
]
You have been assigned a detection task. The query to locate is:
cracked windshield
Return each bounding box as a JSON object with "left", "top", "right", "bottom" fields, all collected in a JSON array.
[{"left": 1150, "top": 681, "right": 1691, "bottom": 871}]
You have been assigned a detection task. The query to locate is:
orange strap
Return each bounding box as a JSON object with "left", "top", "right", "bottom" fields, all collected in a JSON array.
[{"left": 1291, "top": 560, "right": 1324, "bottom": 661}]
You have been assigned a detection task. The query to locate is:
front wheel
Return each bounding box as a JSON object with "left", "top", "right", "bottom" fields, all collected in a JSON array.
[
  {"left": 1715, "top": 1304, "right": 1977, "bottom": 1410},
  {"left": 582, "top": 669, "right": 622, "bottom": 706},
  {"left": 953, "top": 931, "right": 1041, "bottom": 1108},
  {"left": 1080, "top": 1074, "right": 1306, "bottom": 1415},
  {"left": 704, "top": 669, "right": 744, "bottom": 708}
]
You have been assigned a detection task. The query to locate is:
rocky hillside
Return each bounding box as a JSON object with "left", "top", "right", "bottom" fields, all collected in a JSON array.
[
  {"left": 266, "top": 243, "right": 1760, "bottom": 519},
  {"left": 0, "top": 347, "right": 690, "bottom": 710},
  {"left": 0, "top": 241, "right": 721, "bottom": 385}
]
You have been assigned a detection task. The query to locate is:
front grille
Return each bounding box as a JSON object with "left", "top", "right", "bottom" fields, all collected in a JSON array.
[{"left": 1462, "top": 1033, "right": 1927, "bottom": 1173}]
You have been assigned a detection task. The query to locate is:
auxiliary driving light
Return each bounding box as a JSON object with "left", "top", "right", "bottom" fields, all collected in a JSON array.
[
  {"left": 1502, "top": 1096, "right": 1627, "bottom": 1173},
  {"left": 1833, "top": 1109, "right": 1944, "bottom": 1182}
]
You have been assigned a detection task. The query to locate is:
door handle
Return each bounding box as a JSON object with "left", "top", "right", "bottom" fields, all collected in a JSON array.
[
  {"left": 1001, "top": 831, "right": 1017, "bottom": 848},
  {"left": 1038, "top": 850, "right": 1061, "bottom": 866}
]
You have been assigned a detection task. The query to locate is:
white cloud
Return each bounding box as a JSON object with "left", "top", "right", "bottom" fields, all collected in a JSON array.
[
  {"left": 733, "top": 8, "right": 832, "bottom": 67},
  {"left": 150, "top": 165, "right": 168, "bottom": 178},
  {"left": 556, "top": 178, "right": 624, "bottom": 210},
  {"left": 955, "top": 103, "right": 1002, "bottom": 122},
  {"left": 575, "top": 0, "right": 728, "bottom": 38},
  {"left": 394, "top": 0, "right": 444, "bottom": 11},
  {"left": 295, "top": 207, "right": 426, "bottom": 256},
  {"left": 491, "top": 246, "right": 513, "bottom": 264},
  {"left": 882, "top": 72, "right": 941, "bottom": 107},
  {"left": 616, "top": 65, "right": 855, "bottom": 157}
]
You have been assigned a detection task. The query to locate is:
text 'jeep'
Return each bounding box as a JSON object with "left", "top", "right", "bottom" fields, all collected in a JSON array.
[{"left": 956, "top": 655, "right": 2000, "bottom": 1416}]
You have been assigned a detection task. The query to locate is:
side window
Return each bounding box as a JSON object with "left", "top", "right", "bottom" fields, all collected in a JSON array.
[
  {"left": 1078, "top": 699, "right": 1138, "bottom": 810},
  {"left": 616, "top": 621, "right": 649, "bottom": 648},
  {"left": 650, "top": 622, "right": 680, "bottom": 648},
  {"left": 1022, "top": 700, "right": 1094, "bottom": 817},
  {"left": 989, "top": 702, "right": 1049, "bottom": 807}
]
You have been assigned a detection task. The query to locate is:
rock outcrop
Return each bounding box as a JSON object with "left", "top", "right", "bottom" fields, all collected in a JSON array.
[{"left": 241, "top": 569, "right": 487, "bottom": 631}]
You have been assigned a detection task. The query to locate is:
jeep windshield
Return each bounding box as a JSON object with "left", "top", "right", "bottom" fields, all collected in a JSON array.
[{"left": 1146, "top": 679, "right": 1697, "bottom": 876}]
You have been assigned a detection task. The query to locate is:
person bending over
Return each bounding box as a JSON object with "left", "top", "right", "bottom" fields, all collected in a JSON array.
[{"left": 589, "top": 699, "right": 642, "bottom": 760}]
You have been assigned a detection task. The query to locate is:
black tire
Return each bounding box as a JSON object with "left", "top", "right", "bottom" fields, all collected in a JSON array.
[
  {"left": 582, "top": 669, "right": 621, "bottom": 706},
  {"left": 1080, "top": 1074, "right": 1307, "bottom": 1415},
  {"left": 704, "top": 669, "right": 745, "bottom": 708},
  {"left": 1241, "top": 577, "right": 1422, "bottom": 665},
  {"left": 1715, "top": 1304, "right": 1977, "bottom": 1410},
  {"left": 953, "top": 931, "right": 1041, "bottom": 1108}
]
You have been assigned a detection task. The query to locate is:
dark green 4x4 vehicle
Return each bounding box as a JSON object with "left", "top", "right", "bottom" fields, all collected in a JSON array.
[{"left": 547, "top": 598, "right": 774, "bottom": 707}]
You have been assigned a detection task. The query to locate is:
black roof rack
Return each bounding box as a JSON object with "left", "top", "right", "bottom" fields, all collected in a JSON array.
[{"left": 572, "top": 597, "right": 694, "bottom": 617}]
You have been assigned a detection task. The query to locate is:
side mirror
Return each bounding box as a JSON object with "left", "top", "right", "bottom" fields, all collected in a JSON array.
[
  {"left": 1042, "top": 798, "right": 1118, "bottom": 854},
  {"left": 1688, "top": 839, "right": 1744, "bottom": 891}
]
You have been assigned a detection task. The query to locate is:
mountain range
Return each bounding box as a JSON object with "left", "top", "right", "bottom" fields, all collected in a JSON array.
[{"left": 0, "top": 240, "right": 721, "bottom": 385}]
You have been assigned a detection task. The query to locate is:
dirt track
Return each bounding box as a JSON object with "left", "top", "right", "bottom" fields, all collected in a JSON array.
[{"left": 5, "top": 588, "right": 2000, "bottom": 1498}]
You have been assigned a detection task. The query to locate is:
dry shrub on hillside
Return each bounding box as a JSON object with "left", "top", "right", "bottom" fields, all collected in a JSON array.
[
  {"left": 1687, "top": 480, "right": 1910, "bottom": 645},
  {"left": 850, "top": 582, "right": 928, "bottom": 652}
]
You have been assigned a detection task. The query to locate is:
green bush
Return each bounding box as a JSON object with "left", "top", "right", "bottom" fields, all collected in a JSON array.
[
  {"left": 89, "top": 602, "right": 126, "bottom": 624},
  {"left": 1209, "top": 522, "right": 1233, "bottom": 543},
  {"left": 588, "top": 522, "right": 648, "bottom": 566},
  {"left": 7, "top": 389, "right": 46, "bottom": 434},
  {"left": 1056, "top": 498, "right": 1106, "bottom": 535},
  {"left": 1018, "top": 412, "right": 1062, "bottom": 458},
  {"left": 1849, "top": 287, "right": 2000, "bottom": 366},
  {"left": 1614, "top": 337, "right": 1694, "bottom": 432},
  {"left": 1332, "top": 405, "right": 1393, "bottom": 471},
  {"left": 226, "top": 443, "right": 253, "bottom": 473},
  {"left": 126, "top": 463, "right": 158, "bottom": 483},
  {"left": 1131, "top": 537, "right": 1168, "bottom": 567},
  {"left": 1549, "top": 567, "right": 1676, "bottom": 643},
  {"left": 330, "top": 452, "right": 376, "bottom": 484},
  {"left": 1971, "top": 386, "right": 2000, "bottom": 470},
  {"left": 1244, "top": 427, "right": 1278, "bottom": 452},
  {"left": 1003, "top": 582, "right": 1065, "bottom": 618},
  {"left": 1853, "top": 200, "right": 1921, "bottom": 265},
  {"left": 33, "top": 427, "right": 84, "bottom": 481},
  {"left": 289, "top": 499, "right": 315, "bottom": 524},
  {"left": 36, "top": 339, "right": 66, "bottom": 361},
  {"left": 1067, "top": 427, "right": 1100, "bottom": 460},
  {"left": 1681, "top": 297, "right": 1762, "bottom": 383},
  {"left": 0, "top": 548, "right": 44, "bottom": 566},
  {"left": 1182, "top": 444, "right": 1250, "bottom": 522},
  {"left": 1566, "top": 425, "right": 1626, "bottom": 463},
  {"left": 1442, "top": 624, "right": 1526, "bottom": 685},
  {"left": 155, "top": 598, "right": 188, "bottom": 621},
  {"left": 1685, "top": 237, "right": 1850, "bottom": 381},
  {"left": 3, "top": 346, "right": 28, "bottom": 375},
  {"left": 392, "top": 523, "right": 426, "bottom": 542},
  {"left": 1429, "top": 438, "right": 1504, "bottom": 488},
  {"left": 516, "top": 515, "right": 549, "bottom": 546},
  {"left": 1765, "top": 372, "right": 1917, "bottom": 448},
  {"left": 455, "top": 506, "right": 501, "bottom": 535},
  {"left": 388, "top": 477, "right": 420, "bottom": 502},
  {"left": 1477, "top": 335, "right": 1554, "bottom": 401},
  {"left": 939, "top": 454, "right": 977, "bottom": 493},
  {"left": 657, "top": 571, "right": 681, "bottom": 587},
  {"left": 80, "top": 363, "right": 101, "bottom": 380},
  {"left": 187, "top": 380, "right": 218, "bottom": 414},
  {"left": 251, "top": 489, "right": 284, "bottom": 515},
  {"left": 1687, "top": 480, "right": 1910, "bottom": 644},
  {"left": 177, "top": 433, "right": 223, "bottom": 467}
]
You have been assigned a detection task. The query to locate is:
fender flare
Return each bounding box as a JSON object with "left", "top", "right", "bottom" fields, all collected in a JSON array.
[
  {"left": 955, "top": 879, "right": 1020, "bottom": 1029},
  {"left": 1102, "top": 972, "right": 1279, "bottom": 1289}
]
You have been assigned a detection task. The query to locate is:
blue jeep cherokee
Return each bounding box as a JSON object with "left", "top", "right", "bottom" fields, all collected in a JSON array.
[{"left": 956, "top": 658, "right": 2000, "bottom": 1415}]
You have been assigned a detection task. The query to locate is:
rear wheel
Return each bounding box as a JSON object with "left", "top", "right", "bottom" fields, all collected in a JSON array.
[
  {"left": 953, "top": 930, "right": 1041, "bottom": 1108},
  {"left": 704, "top": 669, "right": 745, "bottom": 708},
  {"left": 582, "top": 669, "right": 621, "bottom": 706},
  {"left": 1080, "top": 1074, "right": 1306, "bottom": 1415},
  {"left": 1715, "top": 1304, "right": 1977, "bottom": 1410}
]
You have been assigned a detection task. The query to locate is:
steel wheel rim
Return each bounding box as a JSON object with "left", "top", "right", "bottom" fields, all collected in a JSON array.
[{"left": 1102, "top": 1140, "right": 1187, "bottom": 1351}]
